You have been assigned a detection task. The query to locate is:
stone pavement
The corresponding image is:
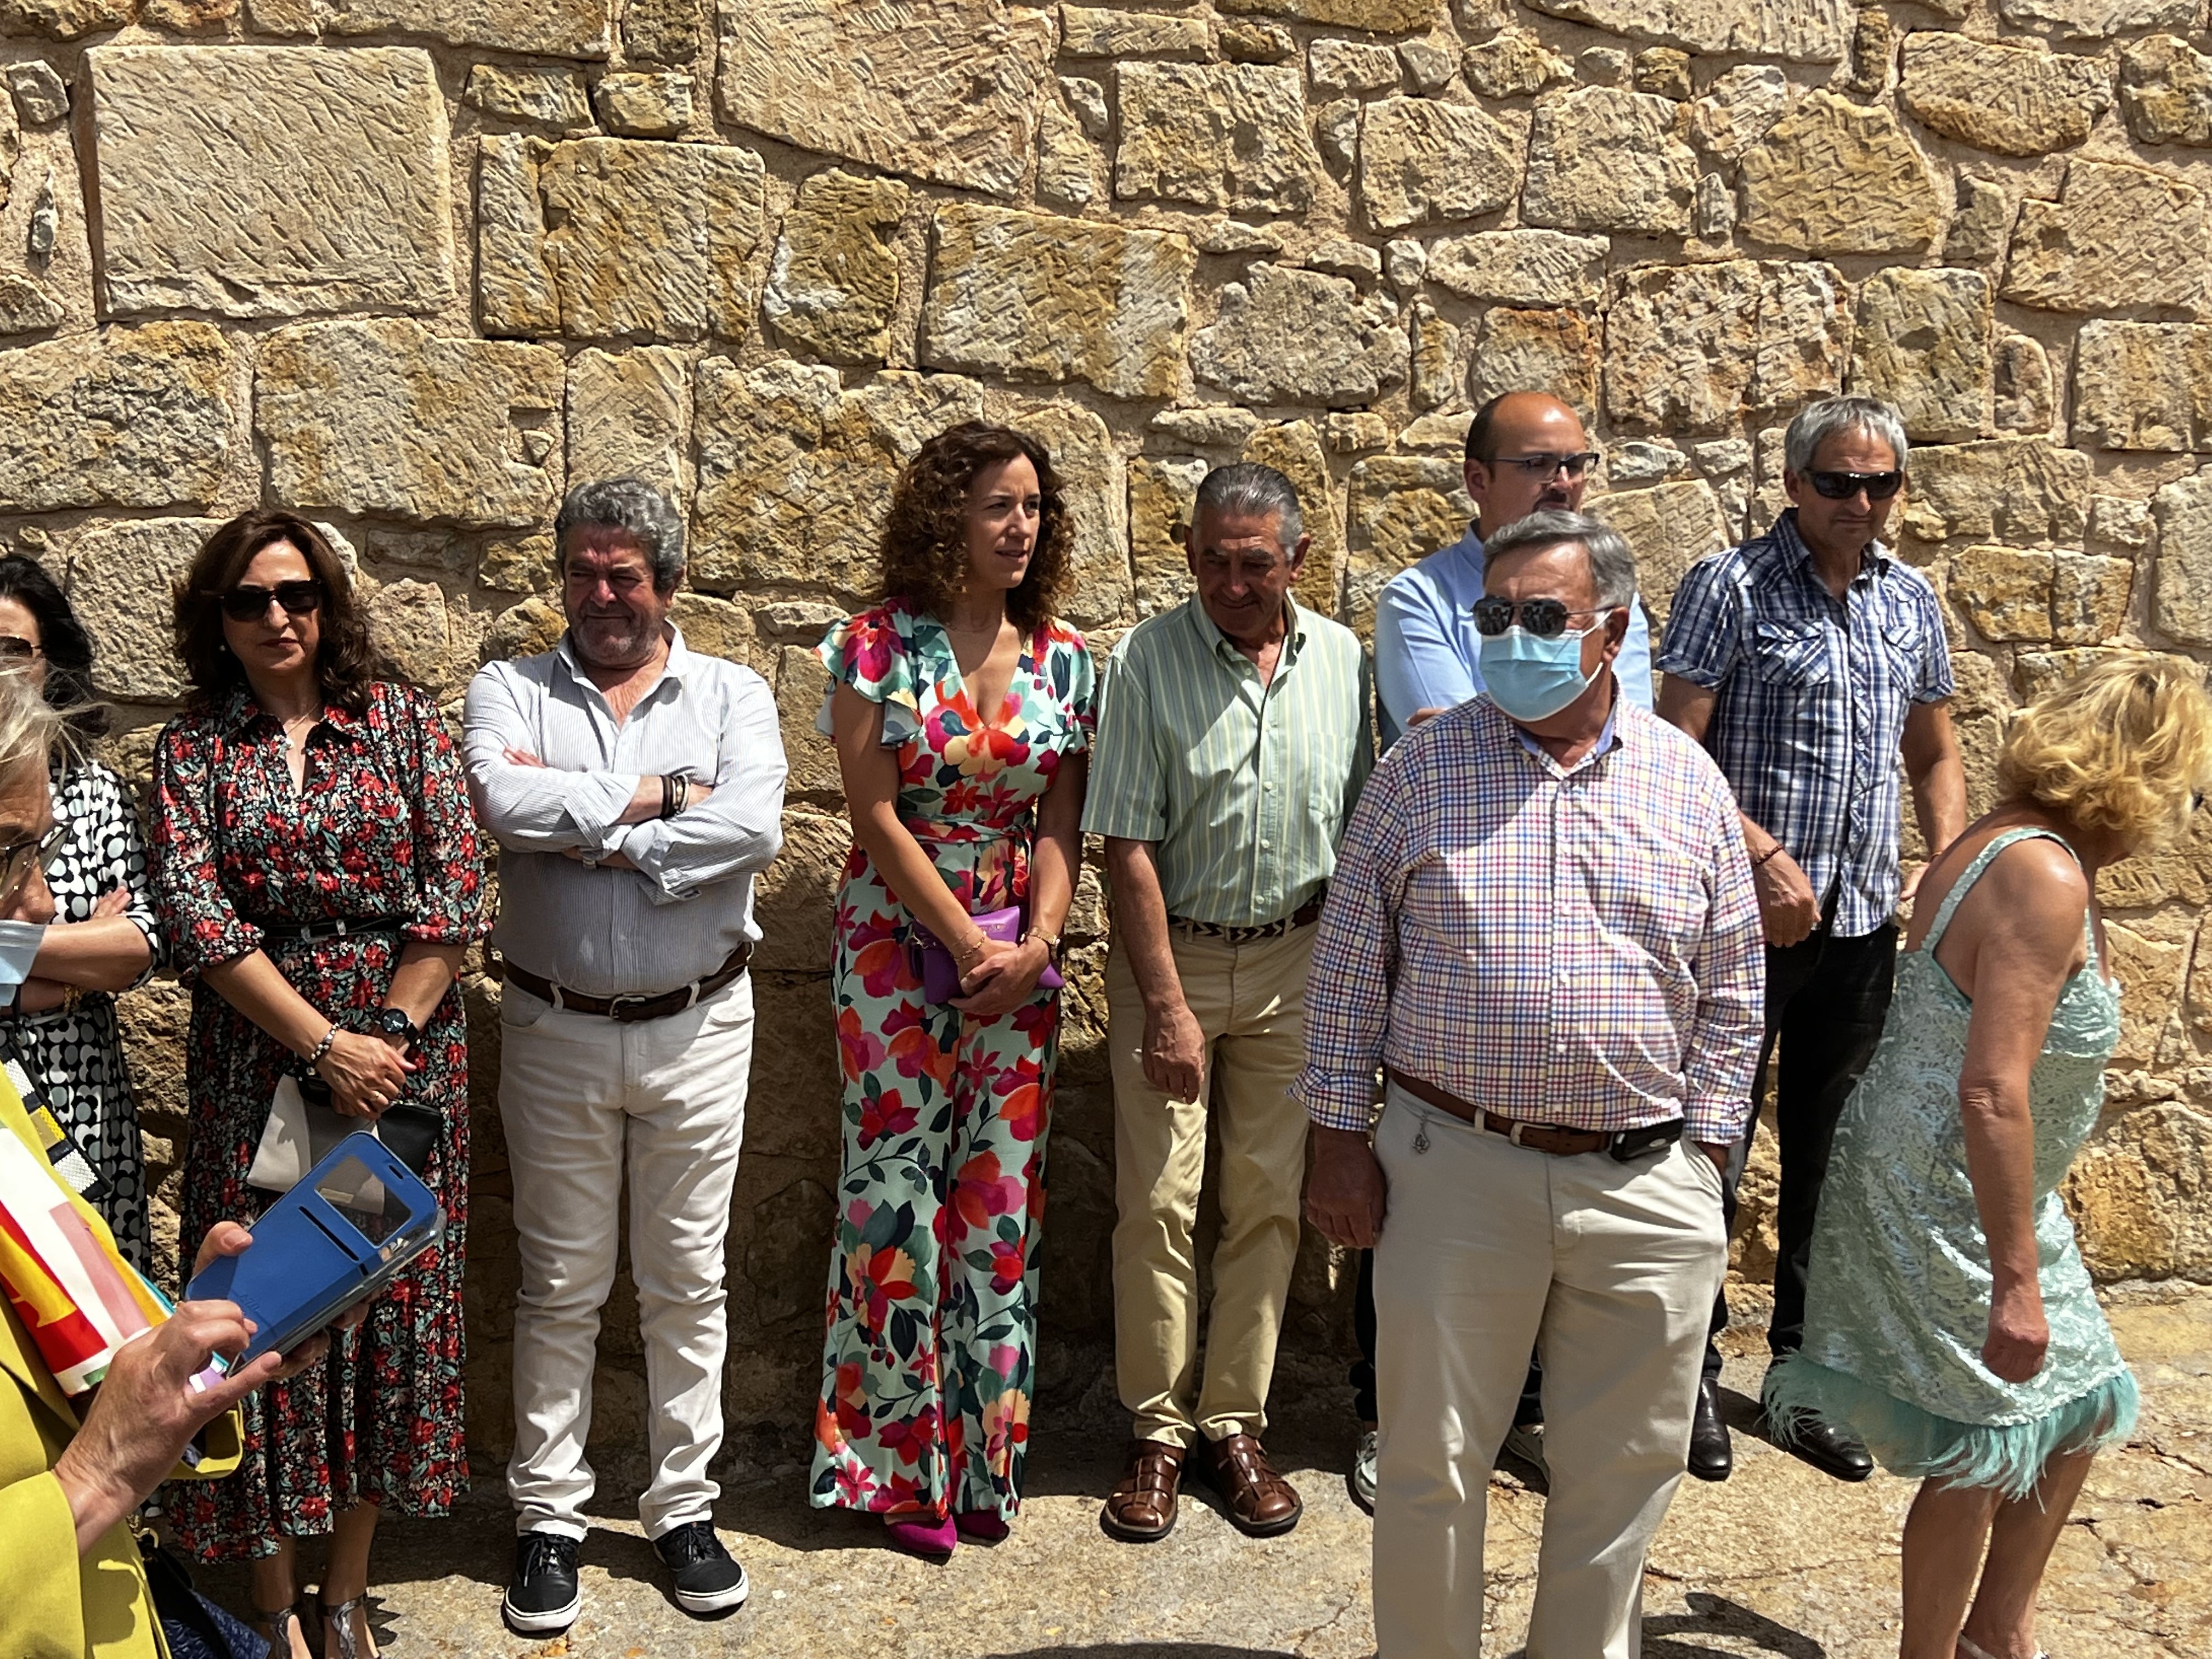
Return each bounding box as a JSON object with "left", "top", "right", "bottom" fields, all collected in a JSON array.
[{"left": 200, "top": 1286, "right": 2209, "bottom": 1658}]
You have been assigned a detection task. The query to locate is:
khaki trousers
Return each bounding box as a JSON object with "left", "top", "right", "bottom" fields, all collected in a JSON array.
[
  {"left": 1372, "top": 1082, "right": 1728, "bottom": 1659},
  {"left": 1107, "top": 926, "right": 1314, "bottom": 1448}
]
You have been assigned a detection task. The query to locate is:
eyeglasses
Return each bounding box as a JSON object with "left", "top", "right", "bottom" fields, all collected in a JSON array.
[
  {"left": 1472, "top": 597, "right": 1609, "bottom": 639},
  {"left": 219, "top": 580, "right": 325, "bottom": 623},
  {"left": 1806, "top": 469, "right": 1904, "bottom": 501},
  {"left": 1481, "top": 452, "right": 1600, "bottom": 481},
  {"left": 0, "top": 636, "right": 42, "bottom": 663},
  {"left": 0, "top": 822, "right": 66, "bottom": 906}
]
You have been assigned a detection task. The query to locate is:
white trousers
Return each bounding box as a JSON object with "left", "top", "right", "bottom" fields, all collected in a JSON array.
[
  {"left": 499, "top": 974, "right": 754, "bottom": 1542},
  {"left": 1372, "top": 1083, "right": 1729, "bottom": 1659}
]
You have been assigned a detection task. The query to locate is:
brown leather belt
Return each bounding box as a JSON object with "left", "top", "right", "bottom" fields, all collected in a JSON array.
[
  {"left": 502, "top": 944, "right": 752, "bottom": 1022},
  {"left": 1169, "top": 889, "right": 1326, "bottom": 944},
  {"left": 1384, "top": 1066, "right": 1677, "bottom": 1158}
]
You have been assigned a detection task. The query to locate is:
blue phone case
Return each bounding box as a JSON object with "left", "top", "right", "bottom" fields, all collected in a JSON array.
[{"left": 187, "top": 1132, "right": 443, "bottom": 1369}]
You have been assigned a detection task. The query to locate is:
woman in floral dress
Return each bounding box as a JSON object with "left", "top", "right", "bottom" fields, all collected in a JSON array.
[
  {"left": 812, "top": 422, "right": 1094, "bottom": 1556},
  {"left": 149, "top": 510, "right": 487, "bottom": 1659}
]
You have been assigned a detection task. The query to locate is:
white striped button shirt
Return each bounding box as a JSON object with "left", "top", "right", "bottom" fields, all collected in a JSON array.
[{"left": 1295, "top": 692, "right": 1764, "bottom": 1143}]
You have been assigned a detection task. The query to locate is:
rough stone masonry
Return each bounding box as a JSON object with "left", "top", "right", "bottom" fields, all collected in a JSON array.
[{"left": 2, "top": 0, "right": 2210, "bottom": 1467}]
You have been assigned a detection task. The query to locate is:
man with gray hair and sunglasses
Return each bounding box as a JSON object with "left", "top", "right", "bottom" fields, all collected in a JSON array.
[
  {"left": 1303, "top": 510, "right": 1763, "bottom": 1659},
  {"left": 1656, "top": 394, "right": 1966, "bottom": 1487},
  {"left": 463, "top": 477, "right": 787, "bottom": 1634}
]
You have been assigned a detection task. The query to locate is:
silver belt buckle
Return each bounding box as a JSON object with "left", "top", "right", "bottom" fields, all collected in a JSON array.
[
  {"left": 605, "top": 991, "right": 653, "bottom": 1020},
  {"left": 1506, "top": 1120, "right": 1530, "bottom": 1147}
]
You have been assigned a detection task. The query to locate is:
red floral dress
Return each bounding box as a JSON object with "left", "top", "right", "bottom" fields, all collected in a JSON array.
[
  {"left": 149, "top": 682, "right": 488, "bottom": 1560},
  {"left": 810, "top": 601, "right": 1093, "bottom": 1522}
]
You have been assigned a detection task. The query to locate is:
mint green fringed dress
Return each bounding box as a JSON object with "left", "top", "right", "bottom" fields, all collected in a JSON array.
[{"left": 1767, "top": 827, "right": 2136, "bottom": 1498}]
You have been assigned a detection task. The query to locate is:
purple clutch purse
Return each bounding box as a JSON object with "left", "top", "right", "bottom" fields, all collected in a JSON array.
[{"left": 910, "top": 907, "right": 1064, "bottom": 1003}]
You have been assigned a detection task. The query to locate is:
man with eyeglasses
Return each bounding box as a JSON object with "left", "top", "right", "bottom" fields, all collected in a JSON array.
[
  {"left": 1302, "top": 510, "right": 1762, "bottom": 1659},
  {"left": 1656, "top": 394, "right": 1966, "bottom": 1487}
]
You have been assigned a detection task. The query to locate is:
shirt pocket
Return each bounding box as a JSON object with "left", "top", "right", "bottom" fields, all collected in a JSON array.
[
  {"left": 1882, "top": 616, "right": 1932, "bottom": 698},
  {"left": 1750, "top": 619, "right": 1832, "bottom": 691}
]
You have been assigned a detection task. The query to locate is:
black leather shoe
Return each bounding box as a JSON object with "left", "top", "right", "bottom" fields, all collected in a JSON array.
[
  {"left": 1765, "top": 1404, "right": 1875, "bottom": 1483},
  {"left": 1686, "top": 1380, "right": 1732, "bottom": 1482}
]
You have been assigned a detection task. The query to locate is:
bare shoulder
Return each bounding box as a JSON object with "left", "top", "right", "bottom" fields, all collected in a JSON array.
[{"left": 1951, "top": 834, "right": 2090, "bottom": 958}]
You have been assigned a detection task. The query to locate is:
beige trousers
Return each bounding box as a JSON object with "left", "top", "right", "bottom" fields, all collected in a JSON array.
[
  {"left": 1107, "top": 926, "right": 1314, "bottom": 1448},
  {"left": 1372, "top": 1081, "right": 1728, "bottom": 1659}
]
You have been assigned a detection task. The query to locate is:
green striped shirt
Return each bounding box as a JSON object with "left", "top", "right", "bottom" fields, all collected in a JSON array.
[{"left": 1083, "top": 597, "right": 1373, "bottom": 927}]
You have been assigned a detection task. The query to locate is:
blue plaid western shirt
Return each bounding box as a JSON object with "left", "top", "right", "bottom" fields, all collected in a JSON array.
[{"left": 1655, "top": 509, "right": 1954, "bottom": 940}]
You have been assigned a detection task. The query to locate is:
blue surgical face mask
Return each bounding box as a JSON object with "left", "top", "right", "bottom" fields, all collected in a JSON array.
[{"left": 1479, "top": 624, "right": 1601, "bottom": 723}]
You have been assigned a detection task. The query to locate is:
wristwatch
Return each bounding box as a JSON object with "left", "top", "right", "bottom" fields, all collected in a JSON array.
[{"left": 376, "top": 1007, "right": 419, "bottom": 1045}]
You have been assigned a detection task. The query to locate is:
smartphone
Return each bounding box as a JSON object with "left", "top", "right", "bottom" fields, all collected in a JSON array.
[{"left": 185, "top": 1131, "right": 443, "bottom": 1379}]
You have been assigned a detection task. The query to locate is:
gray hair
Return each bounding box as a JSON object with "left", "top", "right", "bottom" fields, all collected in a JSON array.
[
  {"left": 1784, "top": 395, "right": 1909, "bottom": 477},
  {"left": 1192, "top": 462, "right": 1304, "bottom": 550},
  {"left": 554, "top": 477, "right": 685, "bottom": 591},
  {"left": 0, "top": 670, "right": 64, "bottom": 795},
  {"left": 1481, "top": 509, "right": 1638, "bottom": 609}
]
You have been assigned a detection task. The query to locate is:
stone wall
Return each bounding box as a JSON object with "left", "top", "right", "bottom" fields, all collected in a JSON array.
[{"left": 5, "top": 0, "right": 2212, "bottom": 1462}]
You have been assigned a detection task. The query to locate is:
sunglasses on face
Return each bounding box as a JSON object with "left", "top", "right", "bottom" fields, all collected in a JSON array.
[
  {"left": 0, "top": 821, "right": 66, "bottom": 906},
  {"left": 1472, "top": 596, "right": 1608, "bottom": 639},
  {"left": 1806, "top": 469, "right": 1904, "bottom": 501},
  {"left": 219, "top": 580, "right": 325, "bottom": 623},
  {"left": 0, "top": 636, "right": 42, "bottom": 663},
  {"left": 1482, "top": 451, "right": 1600, "bottom": 481}
]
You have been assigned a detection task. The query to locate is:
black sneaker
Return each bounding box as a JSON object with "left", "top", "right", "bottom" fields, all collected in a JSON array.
[
  {"left": 503, "top": 1531, "right": 581, "bottom": 1634},
  {"left": 653, "top": 1521, "right": 750, "bottom": 1616}
]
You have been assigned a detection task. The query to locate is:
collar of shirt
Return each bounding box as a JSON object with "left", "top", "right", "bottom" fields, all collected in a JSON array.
[
  {"left": 555, "top": 621, "right": 691, "bottom": 715},
  {"left": 216, "top": 685, "right": 363, "bottom": 740},
  {"left": 1184, "top": 594, "right": 1306, "bottom": 674},
  {"left": 1774, "top": 506, "right": 1892, "bottom": 591},
  {"left": 1503, "top": 687, "right": 1622, "bottom": 775}
]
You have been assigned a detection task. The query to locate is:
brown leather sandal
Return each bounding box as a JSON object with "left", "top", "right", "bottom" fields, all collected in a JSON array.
[
  {"left": 1201, "top": 1433, "right": 1303, "bottom": 1538},
  {"left": 1101, "top": 1439, "right": 1186, "bottom": 1542}
]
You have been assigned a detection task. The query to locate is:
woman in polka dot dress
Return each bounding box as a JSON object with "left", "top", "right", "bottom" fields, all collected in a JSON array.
[{"left": 0, "top": 555, "right": 163, "bottom": 1271}]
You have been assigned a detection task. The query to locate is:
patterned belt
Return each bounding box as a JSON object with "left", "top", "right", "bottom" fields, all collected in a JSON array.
[
  {"left": 1168, "top": 889, "right": 1325, "bottom": 945},
  {"left": 501, "top": 944, "right": 752, "bottom": 1022},
  {"left": 1384, "top": 1066, "right": 1684, "bottom": 1158}
]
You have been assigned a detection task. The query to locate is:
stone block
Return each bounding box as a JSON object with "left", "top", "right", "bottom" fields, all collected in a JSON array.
[
  {"left": 1579, "top": 46, "right": 1629, "bottom": 85},
  {"left": 1242, "top": 420, "right": 1346, "bottom": 616},
  {"left": 2051, "top": 551, "right": 2131, "bottom": 646},
  {"left": 1007, "top": 399, "right": 1133, "bottom": 630},
  {"left": 465, "top": 64, "right": 592, "bottom": 131},
  {"left": 1587, "top": 478, "right": 1725, "bottom": 625},
  {"left": 1994, "top": 333, "right": 2055, "bottom": 435},
  {"left": 0, "top": 0, "right": 131, "bottom": 36},
  {"left": 1526, "top": 0, "right": 1849, "bottom": 60},
  {"left": 623, "top": 0, "right": 702, "bottom": 61},
  {"left": 1310, "top": 38, "right": 1400, "bottom": 93},
  {"left": 690, "top": 359, "right": 985, "bottom": 598},
  {"left": 2068, "top": 1104, "right": 2212, "bottom": 1282},
  {"left": 477, "top": 137, "right": 765, "bottom": 342},
  {"left": 1345, "top": 454, "right": 1472, "bottom": 634},
  {"left": 1460, "top": 27, "right": 1571, "bottom": 98},
  {"left": 566, "top": 347, "right": 690, "bottom": 505},
  {"left": 1689, "top": 64, "right": 1789, "bottom": 163},
  {"left": 1425, "top": 229, "right": 1607, "bottom": 307},
  {"left": 1468, "top": 306, "right": 1597, "bottom": 410},
  {"left": 1609, "top": 441, "right": 1690, "bottom": 484},
  {"left": 1635, "top": 47, "right": 1692, "bottom": 99},
  {"left": 2102, "top": 921, "right": 2189, "bottom": 1069},
  {"left": 0, "top": 276, "right": 64, "bottom": 336},
  {"left": 1997, "top": 0, "right": 2196, "bottom": 38},
  {"left": 1604, "top": 260, "right": 1849, "bottom": 436},
  {"left": 2002, "top": 159, "right": 2212, "bottom": 319},
  {"left": 1522, "top": 86, "right": 1697, "bottom": 236},
  {"left": 921, "top": 205, "right": 1193, "bottom": 402},
  {"left": 1410, "top": 302, "right": 1459, "bottom": 409},
  {"left": 0, "top": 323, "right": 235, "bottom": 514},
  {"left": 65, "top": 518, "right": 223, "bottom": 702},
  {"left": 1149, "top": 405, "right": 1264, "bottom": 448},
  {"left": 1947, "top": 544, "right": 2055, "bottom": 642},
  {"left": 1399, "top": 40, "right": 1455, "bottom": 95},
  {"left": 1063, "top": 3, "right": 1210, "bottom": 55},
  {"left": 715, "top": 0, "right": 1049, "bottom": 198},
  {"left": 1216, "top": 0, "right": 1440, "bottom": 32},
  {"left": 2152, "top": 472, "right": 2212, "bottom": 645},
  {"left": 1061, "top": 76, "right": 1110, "bottom": 137},
  {"left": 1220, "top": 19, "right": 1296, "bottom": 61},
  {"left": 763, "top": 170, "right": 909, "bottom": 366},
  {"left": 1900, "top": 32, "right": 2111, "bottom": 157},
  {"left": 1115, "top": 62, "right": 1323, "bottom": 216},
  {"left": 1316, "top": 98, "right": 1358, "bottom": 172},
  {"left": 2121, "top": 33, "right": 2212, "bottom": 145},
  {"left": 1739, "top": 91, "right": 1944, "bottom": 256},
  {"left": 1945, "top": 174, "right": 2014, "bottom": 268},
  {"left": 257, "top": 319, "right": 565, "bottom": 529},
  {"left": 1130, "top": 455, "right": 1207, "bottom": 616},
  {"left": 1897, "top": 436, "right": 2090, "bottom": 548},
  {"left": 1191, "top": 262, "right": 1403, "bottom": 407},
  {"left": 1848, "top": 267, "right": 1991, "bottom": 443},
  {"left": 2070, "top": 320, "right": 2212, "bottom": 452},
  {"left": 2089, "top": 495, "right": 2152, "bottom": 551},
  {"left": 1357, "top": 95, "right": 1522, "bottom": 233},
  {"left": 1305, "top": 238, "right": 1383, "bottom": 282},
  {"left": 88, "top": 45, "right": 454, "bottom": 319},
  {"left": 322, "top": 0, "right": 611, "bottom": 55},
  {"left": 1838, "top": 5, "right": 1892, "bottom": 95},
  {"left": 4, "top": 61, "right": 68, "bottom": 126},
  {"left": 1325, "top": 411, "right": 1390, "bottom": 453},
  {"left": 1036, "top": 97, "right": 1104, "bottom": 211},
  {"left": 593, "top": 70, "right": 693, "bottom": 137}
]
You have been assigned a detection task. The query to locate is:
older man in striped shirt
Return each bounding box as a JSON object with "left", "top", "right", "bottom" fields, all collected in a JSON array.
[
  {"left": 1086, "top": 462, "right": 1372, "bottom": 1545},
  {"left": 1300, "top": 510, "right": 1763, "bottom": 1659}
]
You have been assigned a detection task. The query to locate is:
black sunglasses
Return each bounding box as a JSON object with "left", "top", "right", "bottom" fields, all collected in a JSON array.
[
  {"left": 0, "top": 821, "right": 67, "bottom": 905},
  {"left": 0, "top": 636, "right": 42, "bottom": 663},
  {"left": 219, "top": 580, "right": 325, "bottom": 623},
  {"left": 1481, "top": 451, "right": 1600, "bottom": 481},
  {"left": 1472, "top": 597, "right": 1609, "bottom": 639},
  {"left": 1807, "top": 469, "right": 1904, "bottom": 501}
]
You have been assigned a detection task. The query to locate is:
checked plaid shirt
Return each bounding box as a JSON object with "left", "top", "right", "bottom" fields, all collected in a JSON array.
[
  {"left": 1295, "top": 691, "right": 1764, "bottom": 1144},
  {"left": 1655, "top": 509, "right": 1954, "bottom": 939}
]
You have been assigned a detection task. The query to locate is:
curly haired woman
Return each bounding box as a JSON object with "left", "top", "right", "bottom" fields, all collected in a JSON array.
[
  {"left": 1768, "top": 653, "right": 2212, "bottom": 1659},
  {"left": 809, "top": 422, "right": 1094, "bottom": 1556}
]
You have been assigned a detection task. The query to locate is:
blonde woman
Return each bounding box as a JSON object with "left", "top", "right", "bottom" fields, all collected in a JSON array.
[{"left": 1768, "top": 653, "right": 2212, "bottom": 1659}]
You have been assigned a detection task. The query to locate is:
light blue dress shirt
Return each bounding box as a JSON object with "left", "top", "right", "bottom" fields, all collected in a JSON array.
[{"left": 1372, "top": 522, "right": 1655, "bottom": 748}]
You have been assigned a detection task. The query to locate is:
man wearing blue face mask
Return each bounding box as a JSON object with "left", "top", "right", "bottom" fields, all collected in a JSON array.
[{"left": 1300, "top": 511, "right": 1763, "bottom": 1659}]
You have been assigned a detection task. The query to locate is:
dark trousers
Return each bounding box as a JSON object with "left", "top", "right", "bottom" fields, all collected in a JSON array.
[
  {"left": 1704, "top": 916, "right": 1898, "bottom": 1385},
  {"left": 1351, "top": 1245, "right": 1543, "bottom": 1426}
]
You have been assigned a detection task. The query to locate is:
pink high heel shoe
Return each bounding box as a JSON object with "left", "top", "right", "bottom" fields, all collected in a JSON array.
[
  {"left": 954, "top": 1510, "right": 1010, "bottom": 1543},
  {"left": 883, "top": 1514, "right": 957, "bottom": 1558}
]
